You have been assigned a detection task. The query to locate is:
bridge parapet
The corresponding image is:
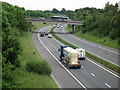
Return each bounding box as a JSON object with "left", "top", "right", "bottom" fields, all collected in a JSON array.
[{"left": 26, "top": 18, "right": 84, "bottom": 25}]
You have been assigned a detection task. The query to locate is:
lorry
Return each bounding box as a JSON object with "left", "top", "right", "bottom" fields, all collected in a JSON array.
[{"left": 58, "top": 46, "right": 85, "bottom": 69}]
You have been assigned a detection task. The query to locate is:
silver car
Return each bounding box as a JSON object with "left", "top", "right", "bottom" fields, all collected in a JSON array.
[{"left": 48, "top": 34, "right": 52, "bottom": 38}]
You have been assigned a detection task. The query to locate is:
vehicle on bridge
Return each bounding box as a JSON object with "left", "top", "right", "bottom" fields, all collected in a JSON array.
[
  {"left": 51, "top": 16, "right": 70, "bottom": 22},
  {"left": 58, "top": 46, "right": 85, "bottom": 69}
]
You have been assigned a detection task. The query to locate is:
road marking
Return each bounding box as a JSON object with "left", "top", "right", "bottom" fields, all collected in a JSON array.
[
  {"left": 59, "top": 28, "right": 119, "bottom": 66},
  {"left": 67, "top": 30, "right": 118, "bottom": 55},
  {"left": 105, "top": 83, "right": 111, "bottom": 88},
  {"left": 87, "top": 58, "right": 120, "bottom": 78},
  {"left": 91, "top": 73, "right": 95, "bottom": 77},
  {"left": 54, "top": 27, "right": 120, "bottom": 78},
  {"left": 38, "top": 28, "right": 87, "bottom": 89},
  {"left": 51, "top": 75, "right": 61, "bottom": 88},
  {"left": 81, "top": 66, "right": 84, "bottom": 69}
]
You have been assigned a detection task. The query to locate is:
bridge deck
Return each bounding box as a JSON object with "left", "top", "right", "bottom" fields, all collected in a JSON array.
[{"left": 27, "top": 18, "right": 84, "bottom": 25}]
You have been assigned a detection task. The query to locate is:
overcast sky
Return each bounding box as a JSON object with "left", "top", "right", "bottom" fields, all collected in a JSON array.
[{"left": 1, "top": 0, "right": 120, "bottom": 11}]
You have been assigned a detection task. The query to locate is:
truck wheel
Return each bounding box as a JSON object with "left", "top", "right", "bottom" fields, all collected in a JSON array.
[
  {"left": 78, "top": 65, "right": 81, "bottom": 69},
  {"left": 59, "top": 57, "right": 62, "bottom": 62}
]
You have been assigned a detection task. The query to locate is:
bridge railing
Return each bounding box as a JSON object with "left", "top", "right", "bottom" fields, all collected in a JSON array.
[{"left": 26, "top": 18, "right": 84, "bottom": 25}]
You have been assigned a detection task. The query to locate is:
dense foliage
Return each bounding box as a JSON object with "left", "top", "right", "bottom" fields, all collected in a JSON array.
[
  {"left": 68, "top": 2, "right": 120, "bottom": 41},
  {"left": 26, "top": 10, "right": 56, "bottom": 19},
  {"left": 26, "top": 60, "right": 52, "bottom": 75},
  {"left": 2, "top": 2, "right": 28, "bottom": 88}
]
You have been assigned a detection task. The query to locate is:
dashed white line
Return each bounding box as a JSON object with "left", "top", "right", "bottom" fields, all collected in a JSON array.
[
  {"left": 91, "top": 73, "right": 95, "bottom": 77},
  {"left": 67, "top": 30, "right": 118, "bottom": 55},
  {"left": 55, "top": 27, "right": 120, "bottom": 78},
  {"left": 87, "top": 58, "right": 120, "bottom": 78},
  {"left": 81, "top": 66, "right": 84, "bottom": 69},
  {"left": 38, "top": 27, "right": 87, "bottom": 89},
  {"left": 105, "top": 83, "right": 111, "bottom": 88},
  {"left": 60, "top": 28, "right": 119, "bottom": 66}
]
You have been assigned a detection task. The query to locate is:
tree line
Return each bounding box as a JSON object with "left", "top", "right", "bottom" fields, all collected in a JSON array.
[
  {"left": 2, "top": 2, "right": 28, "bottom": 88},
  {"left": 71, "top": 2, "right": 120, "bottom": 40},
  {"left": 2, "top": 1, "right": 119, "bottom": 88},
  {"left": 27, "top": 3, "right": 119, "bottom": 41}
]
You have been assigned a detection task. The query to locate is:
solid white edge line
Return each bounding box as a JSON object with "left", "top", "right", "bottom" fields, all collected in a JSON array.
[
  {"left": 51, "top": 74, "right": 61, "bottom": 88},
  {"left": 62, "top": 27, "right": 118, "bottom": 55},
  {"left": 105, "top": 83, "right": 111, "bottom": 88},
  {"left": 55, "top": 27, "right": 120, "bottom": 78},
  {"left": 38, "top": 28, "right": 87, "bottom": 89},
  {"left": 60, "top": 28, "right": 119, "bottom": 66},
  {"left": 87, "top": 58, "right": 120, "bottom": 78}
]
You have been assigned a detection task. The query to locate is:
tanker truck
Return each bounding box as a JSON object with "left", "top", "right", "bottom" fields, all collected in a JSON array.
[{"left": 58, "top": 46, "right": 85, "bottom": 69}]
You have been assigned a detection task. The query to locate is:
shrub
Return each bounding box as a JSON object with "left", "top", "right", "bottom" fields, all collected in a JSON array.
[{"left": 26, "top": 60, "right": 52, "bottom": 75}]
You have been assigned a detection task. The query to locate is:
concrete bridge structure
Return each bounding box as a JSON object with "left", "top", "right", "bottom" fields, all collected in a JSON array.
[{"left": 27, "top": 18, "right": 84, "bottom": 33}]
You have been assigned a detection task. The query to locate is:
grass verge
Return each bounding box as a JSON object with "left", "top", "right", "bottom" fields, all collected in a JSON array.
[
  {"left": 16, "top": 23, "right": 58, "bottom": 88},
  {"left": 32, "top": 22, "right": 54, "bottom": 31},
  {"left": 67, "top": 27, "right": 119, "bottom": 49},
  {"left": 51, "top": 27, "right": 120, "bottom": 74}
]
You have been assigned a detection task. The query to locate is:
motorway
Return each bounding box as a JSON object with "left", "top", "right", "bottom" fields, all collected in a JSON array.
[
  {"left": 54, "top": 24, "right": 119, "bottom": 66},
  {"left": 32, "top": 25, "right": 119, "bottom": 89}
]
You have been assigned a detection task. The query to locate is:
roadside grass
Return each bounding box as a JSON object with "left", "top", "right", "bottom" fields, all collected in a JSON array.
[
  {"left": 16, "top": 23, "right": 58, "bottom": 88},
  {"left": 51, "top": 27, "right": 120, "bottom": 74},
  {"left": 32, "top": 22, "right": 54, "bottom": 31},
  {"left": 67, "top": 27, "right": 119, "bottom": 49}
]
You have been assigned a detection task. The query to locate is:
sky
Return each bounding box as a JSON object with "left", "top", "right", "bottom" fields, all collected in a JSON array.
[{"left": 1, "top": 0, "right": 120, "bottom": 11}]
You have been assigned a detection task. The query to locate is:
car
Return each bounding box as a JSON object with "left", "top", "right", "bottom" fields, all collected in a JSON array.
[
  {"left": 61, "top": 26, "right": 63, "bottom": 28},
  {"left": 39, "top": 32, "right": 44, "bottom": 37},
  {"left": 45, "top": 32, "right": 49, "bottom": 35},
  {"left": 48, "top": 34, "right": 52, "bottom": 38}
]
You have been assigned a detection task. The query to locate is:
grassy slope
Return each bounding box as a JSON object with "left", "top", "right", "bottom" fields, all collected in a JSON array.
[
  {"left": 16, "top": 23, "right": 58, "bottom": 88},
  {"left": 32, "top": 22, "right": 53, "bottom": 31},
  {"left": 67, "top": 27, "right": 118, "bottom": 49}
]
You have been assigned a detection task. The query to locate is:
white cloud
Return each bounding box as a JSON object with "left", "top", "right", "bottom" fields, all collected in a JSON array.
[{"left": 1, "top": 0, "right": 120, "bottom": 10}]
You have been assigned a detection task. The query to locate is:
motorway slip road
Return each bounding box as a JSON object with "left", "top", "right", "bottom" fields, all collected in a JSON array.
[
  {"left": 32, "top": 25, "right": 119, "bottom": 89},
  {"left": 54, "top": 24, "right": 119, "bottom": 66}
]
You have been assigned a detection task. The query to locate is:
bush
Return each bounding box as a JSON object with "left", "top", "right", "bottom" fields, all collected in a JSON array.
[{"left": 26, "top": 60, "right": 52, "bottom": 75}]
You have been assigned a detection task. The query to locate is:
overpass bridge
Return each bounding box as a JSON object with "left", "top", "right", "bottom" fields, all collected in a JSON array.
[{"left": 26, "top": 18, "right": 84, "bottom": 33}]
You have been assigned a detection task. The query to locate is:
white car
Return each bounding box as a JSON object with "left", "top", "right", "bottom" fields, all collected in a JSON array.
[
  {"left": 48, "top": 34, "right": 52, "bottom": 38},
  {"left": 61, "top": 26, "right": 63, "bottom": 28}
]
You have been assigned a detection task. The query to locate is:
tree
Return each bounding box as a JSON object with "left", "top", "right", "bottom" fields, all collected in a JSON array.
[
  {"left": 60, "top": 8, "right": 66, "bottom": 14},
  {"left": 52, "top": 8, "right": 59, "bottom": 13}
]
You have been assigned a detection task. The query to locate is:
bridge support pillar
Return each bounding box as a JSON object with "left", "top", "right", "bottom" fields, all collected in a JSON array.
[
  {"left": 29, "top": 22, "right": 32, "bottom": 32},
  {"left": 72, "top": 25, "right": 75, "bottom": 33}
]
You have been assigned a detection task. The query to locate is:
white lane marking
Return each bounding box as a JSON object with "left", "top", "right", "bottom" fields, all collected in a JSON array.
[
  {"left": 54, "top": 27, "right": 120, "bottom": 78},
  {"left": 51, "top": 75, "right": 61, "bottom": 88},
  {"left": 91, "top": 73, "right": 95, "bottom": 77},
  {"left": 105, "top": 83, "right": 111, "bottom": 88},
  {"left": 81, "top": 66, "right": 84, "bottom": 69},
  {"left": 63, "top": 28, "right": 118, "bottom": 55},
  {"left": 53, "top": 37, "right": 64, "bottom": 46},
  {"left": 55, "top": 28, "right": 119, "bottom": 66},
  {"left": 87, "top": 58, "right": 120, "bottom": 78},
  {"left": 38, "top": 28, "right": 87, "bottom": 89},
  {"left": 59, "top": 28, "right": 119, "bottom": 66}
]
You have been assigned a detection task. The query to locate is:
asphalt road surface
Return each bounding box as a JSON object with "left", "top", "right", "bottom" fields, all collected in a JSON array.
[
  {"left": 54, "top": 24, "right": 119, "bottom": 66},
  {"left": 33, "top": 25, "right": 119, "bottom": 89},
  {"left": 32, "top": 26, "right": 85, "bottom": 88}
]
